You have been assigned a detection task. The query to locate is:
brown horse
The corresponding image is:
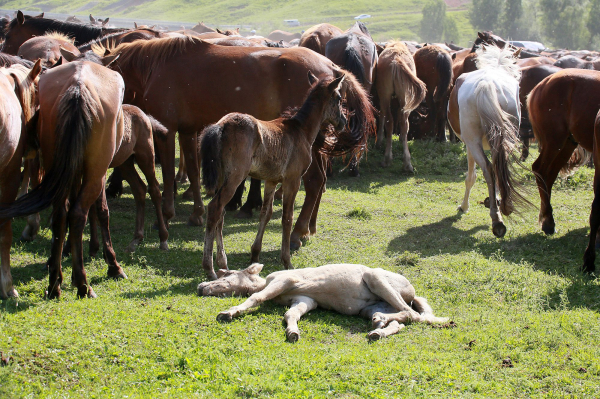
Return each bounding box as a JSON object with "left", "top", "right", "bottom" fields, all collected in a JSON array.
[
  {"left": 411, "top": 45, "right": 453, "bottom": 141},
  {"left": 77, "top": 28, "right": 167, "bottom": 53},
  {"left": 527, "top": 69, "right": 600, "bottom": 272},
  {"left": 104, "top": 36, "right": 375, "bottom": 247},
  {"left": 201, "top": 72, "right": 347, "bottom": 280},
  {"left": 2, "top": 11, "right": 126, "bottom": 54},
  {"left": 267, "top": 30, "right": 301, "bottom": 42},
  {"left": 191, "top": 22, "right": 215, "bottom": 34},
  {"left": 17, "top": 32, "right": 80, "bottom": 67},
  {"left": 0, "top": 62, "right": 41, "bottom": 299},
  {"left": 376, "top": 41, "right": 426, "bottom": 170},
  {"left": 0, "top": 59, "right": 126, "bottom": 298},
  {"left": 299, "top": 23, "right": 343, "bottom": 55}
]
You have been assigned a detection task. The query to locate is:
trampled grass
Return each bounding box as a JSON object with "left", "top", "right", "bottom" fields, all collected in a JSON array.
[{"left": 1, "top": 138, "right": 600, "bottom": 397}]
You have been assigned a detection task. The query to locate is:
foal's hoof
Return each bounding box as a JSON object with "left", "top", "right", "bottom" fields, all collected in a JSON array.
[
  {"left": 217, "top": 312, "right": 233, "bottom": 322},
  {"left": 541, "top": 221, "right": 555, "bottom": 235},
  {"left": 286, "top": 330, "right": 300, "bottom": 343},
  {"left": 483, "top": 197, "right": 490, "bottom": 208},
  {"left": 77, "top": 286, "right": 96, "bottom": 299},
  {"left": 492, "top": 222, "right": 506, "bottom": 238},
  {"left": 403, "top": 164, "right": 414, "bottom": 174},
  {"left": 159, "top": 241, "right": 169, "bottom": 251},
  {"left": 108, "top": 267, "right": 128, "bottom": 280},
  {"left": 290, "top": 239, "right": 302, "bottom": 252},
  {"left": 368, "top": 330, "right": 383, "bottom": 341},
  {"left": 457, "top": 205, "right": 466, "bottom": 213}
]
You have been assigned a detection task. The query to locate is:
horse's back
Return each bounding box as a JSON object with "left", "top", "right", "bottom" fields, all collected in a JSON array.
[{"left": 0, "top": 73, "right": 23, "bottom": 168}]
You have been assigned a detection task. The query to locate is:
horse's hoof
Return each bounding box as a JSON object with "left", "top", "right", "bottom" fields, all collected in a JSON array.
[
  {"left": 20, "top": 233, "right": 34, "bottom": 242},
  {"left": 492, "top": 222, "right": 506, "bottom": 238},
  {"left": 76, "top": 286, "right": 91, "bottom": 299},
  {"left": 483, "top": 197, "right": 490, "bottom": 208},
  {"left": 206, "top": 270, "right": 218, "bottom": 281},
  {"left": 181, "top": 188, "right": 194, "bottom": 201},
  {"left": 380, "top": 160, "right": 390, "bottom": 168},
  {"left": 541, "top": 221, "right": 555, "bottom": 235},
  {"left": 404, "top": 164, "right": 414, "bottom": 174},
  {"left": 368, "top": 331, "right": 383, "bottom": 341},
  {"left": 124, "top": 243, "right": 137, "bottom": 254},
  {"left": 290, "top": 239, "right": 302, "bottom": 252},
  {"left": 582, "top": 261, "right": 596, "bottom": 274},
  {"left": 159, "top": 241, "right": 169, "bottom": 251},
  {"left": 46, "top": 286, "right": 61, "bottom": 300},
  {"left": 108, "top": 268, "right": 128, "bottom": 280},
  {"left": 457, "top": 205, "right": 467, "bottom": 213},
  {"left": 217, "top": 312, "right": 233, "bottom": 322},
  {"left": 286, "top": 331, "right": 300, "bottom": 343},
  {"left": 187, "top": 216, "right": 204, "bottom": 226},
  {"left": 4, "top": 288, "right": 18, "bottom": 298},
  {"left": 348, "top": 168, "right": 360, "bottom": 178},
  {"left": 87, "top": 288, "right": 97, "bottom": 299},
  {"left": 235, "top": 210, "right": 253, "bottom": 219}
]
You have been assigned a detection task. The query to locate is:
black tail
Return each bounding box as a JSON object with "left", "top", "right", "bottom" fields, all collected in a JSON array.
[
  {"left": 200, "top": 124, "right": 223, "bottom": 193},
  {"left": 0, "top": 84, "right": 96, "bottom": 219},
  {"left": 434, "top": 51, "right": 453, "bottom": 101},
  {"left": 148, "top": 115, "right": 168, "bottom": 141},
  {"left": 344, "top": 45, "right": 367, "bottom": 86}
]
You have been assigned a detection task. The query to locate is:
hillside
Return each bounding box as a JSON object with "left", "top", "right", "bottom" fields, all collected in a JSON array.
[{"left": 0, "top": 0, "right": 477, "bottom": 46}]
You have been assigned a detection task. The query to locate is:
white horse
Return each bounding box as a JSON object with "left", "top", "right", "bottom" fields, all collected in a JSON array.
[{"left": 448, "top": 45, "right": 527, "bottom": 237}]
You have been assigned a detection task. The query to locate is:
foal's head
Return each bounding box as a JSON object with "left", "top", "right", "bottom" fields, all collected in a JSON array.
[
  {"left": 307, "top": 71, "right": 347, "bottom": 131},
  {"left": 197, "top": 263, "right": 267, "bottom": 297}
]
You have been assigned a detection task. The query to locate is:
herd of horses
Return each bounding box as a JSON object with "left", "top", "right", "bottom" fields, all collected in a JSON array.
[{"left": 0, "top": 11, "right": 598, "bottom": 302}]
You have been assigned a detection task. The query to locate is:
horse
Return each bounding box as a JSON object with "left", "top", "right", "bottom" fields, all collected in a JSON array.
[
  {"left": 2, "top": 11, "right": 126, "bottom": 54},
  {"left": 0, "top": 53, "right": 35, "bottom": 68},
  {"left": 448, "top": 45, "right": 528, "bottom": 238},
  {"left": 0, "top": 58, "right": 127, "bottom": 299},
  {"left": 267, "top": 30, "right": 301, "bottom": 42},
  {"left": 77, "top": 28, "right": 167, "bottom": 53},
  {"left": 553, "top": 55, "right": 600, "bottom": 70},
  {"left": 0, "top": 62, "right": 41, "bottom": 299},
  {"left": 375, "top": 41, "right": 426, "bottom": 170},
  {"left": 410, "top": 45, "right": 453, "bottom": 141},
  {"left": 198, "top": 263, "right": 448, "bottom": 342},
  {"left": 103, "top": 36, "right": 375, "bottom": 252},
  {"left": 200, "top": 72, "right": 346, "bottom": 280},
  {"left": 527, "top": 69, "right": 600, "bottom": 272},
  {"left": 17, "top": 32, "right": 80, "bottom": 67},
  {"left": 517, "top": 64, "right": 561, "bottom": 160},
  {"left": 191, "top": 22, "right": 215, "bottom": 34},
  {"left": 299, "top": 23, "right": 343, "bottom": 55},
  {"left": 88, "top": 14, "right": 109, "bottom": 27},
  {"left": 517, "top": 57, "right": 556, "bottom": 68}
]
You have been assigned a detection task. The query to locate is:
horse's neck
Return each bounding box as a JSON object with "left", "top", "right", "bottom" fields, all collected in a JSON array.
[{"left": 292, "top": 100, "right": 328, "bottom": 144}]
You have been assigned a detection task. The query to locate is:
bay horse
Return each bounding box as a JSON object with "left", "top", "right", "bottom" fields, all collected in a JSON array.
[
  {"left": 448, "top": 45, "right": 528, "bottom": 237},
  {"left": 375, "top": 41, "right": 426, "bottom": 170},
  {"left": 103, "top": 36, "right": 375, "bottom": 250},
  {"left": 17, "top": 32, "right": 80, "bottom": 67},
  {"left": 527, "top": 69, "right": 600, "bottom": 272},
  {"left": 2, "top": 11, "right": 126, "bottom": 54},
  {"left": 0, "top": 62, "right": 41, "bottom": 299},
  {"left": 0, "top": 59, "right": 127, "bottom": 299},
  {"left": 410, "top": 45, "right": 453, "bottom": 141},
  {"left": 200, "top": 72, "right": 347, "bottom": 280},
  {"left": 299, "top": 23, "right": 343, "bottom": 55}
]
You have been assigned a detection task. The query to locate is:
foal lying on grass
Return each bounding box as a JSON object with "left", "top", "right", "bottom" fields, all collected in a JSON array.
[{"left": 198, "top": 263, "right": 448, "bottom": 342}]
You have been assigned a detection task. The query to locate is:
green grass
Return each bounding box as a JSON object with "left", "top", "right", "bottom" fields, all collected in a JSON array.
[
  {"left": 0, "top": 0, "right": 477, "bottom": 45},
  {"left": 1, "top": 138, "right": 600, "bottom": 397}
]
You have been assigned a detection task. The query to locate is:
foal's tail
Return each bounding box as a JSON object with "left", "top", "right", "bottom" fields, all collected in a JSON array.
[
  {"left": 411, "top": 297, "right": 449, "bottom": 324},
  {"left": 0, "top": 84, "right": 96, "bottom": 220},
  {"left": 475, "top": 79, "right": 528, "bottom": 216},
  {"left": 148, "top": 115, "right": 168, "bottom": 141},
  {"left": 391, "top": 57, "right": 426, "bottom": 111},
  {"left": 200, "top": 124, "right": 223, "bottom": 193}
]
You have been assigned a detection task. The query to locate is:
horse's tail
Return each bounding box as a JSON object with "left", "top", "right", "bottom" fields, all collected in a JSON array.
[
  {"left": 475, "top": 79, "right": 529, "bottom": 216},
  {"left": 200, "top": 124, "right": 223, "bottom": 193},
  {"left": 434, "top": 51, "right": 453, "bottom": 101},
  {"left": 391, "top": 57, "right": 426, "bottom": 111},
  {"left": 411, "top": 297, "right": 449, "bottom": 324},
  {"left": 344, "top": 44, "right": 367, "bottom": 86},
  {"left": 148, "top": 115, "right": 168, "bottom": 141},
  {"left": 0, "top": 83, "right": 96, "bottom": 220},
  {"left": 560, "top": 145, "right": 592, "bottom": 177},
  {"left": 318, "top": 69, "right": 377, "bottom": 160}
]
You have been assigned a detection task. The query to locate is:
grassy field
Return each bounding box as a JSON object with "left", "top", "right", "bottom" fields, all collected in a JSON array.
[
  {"left": 1, "top": 137, "right": 599, "bottom": 397},
  {"left": 0, "top": 0, "right": 476, "bottom": 45}
]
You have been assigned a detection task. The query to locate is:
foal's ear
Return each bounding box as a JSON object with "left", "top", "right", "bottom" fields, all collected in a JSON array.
[
  {"left": 17, "top": 10, "right": 24, "bottom": 25},
  {"left": 59, "top": 47, "right": 77, "bottom": 62},
  {"left": 246, "top": 263, "right": 263, "bottom": 275},
  {"left": 28, "top": 59, "right": 42, "bottom": 80},
  {"left": 307, "top": 70, "right": 318, "bottom": 85},
  {"left": 328, "top": 74, "right": 345, "bottom": 91}
]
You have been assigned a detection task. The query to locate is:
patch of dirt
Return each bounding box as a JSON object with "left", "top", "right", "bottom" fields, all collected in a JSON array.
[
  {"left": 432, "top": 321, "right": 457, "bottom": 329},
  {"left": 502, "top": 357, "right": 514, "bottom": 368}
]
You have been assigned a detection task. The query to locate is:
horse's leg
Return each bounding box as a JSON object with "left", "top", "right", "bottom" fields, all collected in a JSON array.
[
  {"left": 520, "top": 127, "right": 530, "bottom": 161},
  {"left": 94, "top": 185, "right": 127, "bottom": 279},
  {"left": 291, "top": 150, "right": 326, "bottom": 249},
  {"left": 154, "top": 129, "right": 176, "bottom": 225},
  {"left": 88, "top": 205, "right": 100, "bottom": 258},
  {"left": 120, "top": 158, "right": 148, "bottom": 253},
  {"left": 225, "top": 180, "right": 245, "bottom": 211},
  {"left": 250, "top": 181, "right": 277, "bottom": 263},
  {"left": 0, "top": 170, "right": 22, "bottom": 298},
  {"left": 583, "top": 147, "right": 600, "bottom": 273},
  {"left": 180, "top": 133, "right": 204, "bottom": 226},
  {"left": 280, "top": 178, "right": 301, "bottom": 269},
  {"left": 135, "top": 149, "right": 169, "bottom": 250},
  {"left": 434, "top": 98, "right": 448, "bottom": 142},
  {"left": 176, "top": 141, "right": 188, "bottom": 183},
  {"left": 427, "top": 96, "right": 437, "bottom": 139},
  {"left": 358, "top": 302, "right": 405, "bottom": 340},
  {"left": 20, "top": 157, "right": 41, "bottom": 241},
  {"left": 105, "top": 167, "right": 124, "bottom": 198},
  {"left": 236, "top": 178, "right": 262, "bottom": 218},
  {"left": 458, "top": 148, "right": 477, "bottom": 212},
  {"left": 47, "top": 201, "right": 67, "bottom": 299},
  {"left": 283, "top": 296, "right": 318, "bottom": 342},
  {"left": 532, "top": 139, "right": 577, "bottom": 235},
  {"left": 399, "top": 109, "right": 414, "bottom": 172},
  {"left": 380, "top": 99, "right": 393, "bottom": 167}
]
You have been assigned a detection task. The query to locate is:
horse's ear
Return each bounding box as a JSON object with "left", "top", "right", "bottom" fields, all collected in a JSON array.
[
  {"left": 307, "top": 70, "right": 318, "bottom": 85},
  {"left": 134, "top": 22, "right": 138, "bottom": 29},
  {"left": 89, "top": 14, "right": 96, "bottom": 24},
  {"left": 477, "top": 32, "right": 486, "bottom": 40},
  {"left": 452, "top": 53, "right": 457, "bottom": 60},
  {"left": 102, "top": 53, "right": 120, "bottom": 68},
  {"left": 328, "top": 74, "right": 345, "bottom": 91},
  {"left": 17, "top": 10, "right": 24, "bottom": 25},
  {"left": 28, "top": 59, "right": 42, "bottom": 80},
  {"left": 35, "top": 12, "right": 44, "bottom": 18},
  {"left": 52, "top": 56, "right": 63, "bottom": 68},
  {"left": 235, "top": 28, "right": 239, "bottom": 33},
  {"left": 150, "top": 25, "right": 155, "bottom": 29},
  {"left": 60, "top": 47, "right": 77, "bottom": 62},
  {"left": 514, "top": 48, "right": 522, "bottom": 58},
  {"left": 246, "top": 263, "right": 263, "bottom": 275},
  {"left": 216, "top": 28, "right": 224, "bottom": 34},
  {"left": 102, "top": 18, "right": 109, "bottom": 26},
  {"left": 375, "top": 42, "right": 385, "bottom": 55}
]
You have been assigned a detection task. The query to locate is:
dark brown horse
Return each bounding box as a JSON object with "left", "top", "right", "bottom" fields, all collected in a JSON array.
[
  {"left": 201, "top": 72, "right": 347, "bottom": 280},
  {"left": 0, "top": 62, "right": 41, "bottom": 299},
  {"left": 527, "top": 69, "right": 600, "bottom": 272},
  {"left": 0, "top": 59, "right": 127, "bottom": 298},
  {"left": 411, "top": 45, "right": 453, "bottom": 141},
  {"left": 104, "top": 36, "right": 375, "bottom": 252},
  {"left": 299, "top": 23, "right": 343, "bottom": 55},
  {"left": 376, "top": 41, "right": 426, "bottom": 170},
  {"left": 2, "top": 11, "right": 126, "bottom": 54}
]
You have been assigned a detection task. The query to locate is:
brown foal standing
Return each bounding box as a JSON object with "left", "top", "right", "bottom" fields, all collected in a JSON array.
[{"left": 200, "top": 72, "right": 346, "bottom": 280}]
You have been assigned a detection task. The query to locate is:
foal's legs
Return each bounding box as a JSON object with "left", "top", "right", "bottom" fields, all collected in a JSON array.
[
  {"left": 93, "top": 186, "right": 127, "bottom": 279},
  {"left": 180, "top": 132, "right": 204, "bottom": 226},
  {"left": 250, "top": 181, "right": 278, "bottom": 264},
  {"left": 458, "top": 148, "right": 477, "bottom": 212},
  {"left": 398, "top": 109, "right": 414, "bottom": 172},
  {"left": 360, "top": 302, "right": 405, "bottom": 340},
  {"left": 119, "top": 158, "right": 148, "bottom": 252},
  {"left": 379, "top": 98, "right": 394, "bottom": 167},
  {"left": 154, "top": 129, "right": 176, "bottom": 224},
  {"left": 284, "top": 296, "right": 318, "bottom": 342},
  {"left": 280, "top": 178, "right": 301, "bottom": 269},
  {"left": 47, "top": 201, "right": 68, "bottom": 299},
  {"left": 236, "top": 178, "right": 263, "bottom": 218}
]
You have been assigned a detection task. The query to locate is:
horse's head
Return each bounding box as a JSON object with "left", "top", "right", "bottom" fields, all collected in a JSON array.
[
  {"left": 197, "top": 263, "right": 267, "bottom": 297},
  {"left": 2, "top": 11, "right": 40, "bottom": 55},
  {"left": 309, "top": 71, "right": 347, "bottom": 131}
]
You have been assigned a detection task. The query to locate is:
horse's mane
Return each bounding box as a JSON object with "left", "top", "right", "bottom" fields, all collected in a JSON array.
[
  {"left": 0, "top": 64, "right": 38, "bottom": 122},
  {"left": 43, "top": 31, "right": 74, "bottom": 43},
  {"left": 85, "top": 28, "right": 162, "bottom": 53},
  {"left": 475, "top": 45, "right": 521, "bottom": 80},
  {"left": 0, "top": 53, "right": 34, "bottom": 68}
]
